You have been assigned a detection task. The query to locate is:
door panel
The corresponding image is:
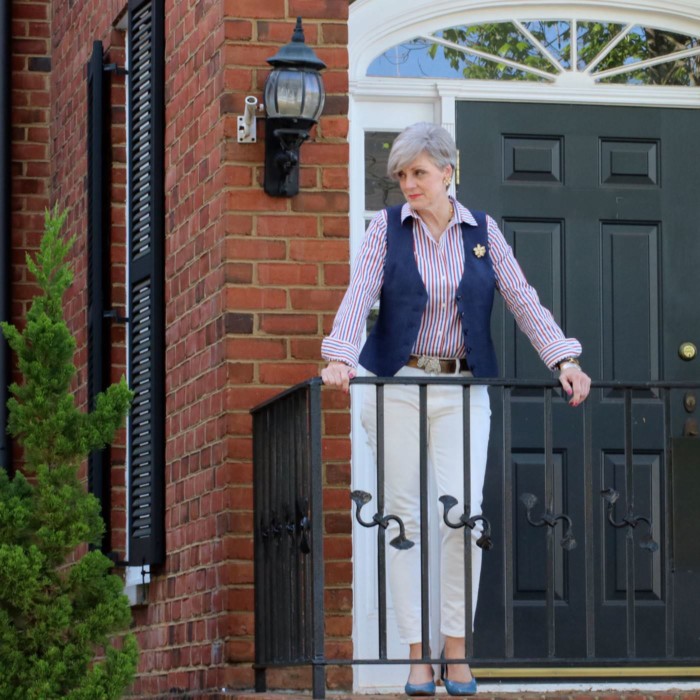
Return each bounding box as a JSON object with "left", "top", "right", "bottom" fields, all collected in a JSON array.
[{"left": 457, "top": 101, "right": 700, "bottom": 664}]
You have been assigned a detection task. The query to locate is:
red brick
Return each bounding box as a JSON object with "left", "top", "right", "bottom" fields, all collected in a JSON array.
[
  {"left": 290, "top": 337, "right": 323, "bottom": 360},
  {"left": 324, "top": 411, "right": 350, "bottom": 435},
  {"left": 321, "top": 166, "right": 349, "bottom": 189},
  {"left": 291, "top": 191, "right": 348, "bottom": 214},
  {"left": 289, "top": 239, "right": 347, "bottom": 262},
  {"left": 224, "top": 19, "right": 253, "bottom": 40},
  {"left": 14, "top": 4, "right": 49, "bottom": 20},
  {"left": 321, "top": 23, "right": 348, "bottom": 44},
  {"left": 325, "top": 512, "right": 351, "bottom": 534},
  {"left": 222, "top": 43, "right": 279, "bottom": 67},
  {"left": 315, "top": 47, "right": 349, "bottom": 70},
  {"left": 322, "top": 216, "right": 350, "bottom": 237},
  {"left": 260, "top": 314, "right": 318, "bottom": 335},
  {"left": 224, "top": 0, "right": 286, "bottom": 18},
  {"left": 324, "top": 263, "right": 349, "bottom": 286},
  {"left": 226, "top": 286, "right": 287, "bottom": 310},
  {"left": 299, "top": 142, "right": 349, "bottom": 166},
  {"left": 222, "top": 67, "right": 254, "bottom": 91},
  {"left": 289, "top": 288, "right": 344, "bottom": 311},
  {"left": 225, "top": 189, "right": 288, "bottom": 212},
  {"left": 322, "top": 68, "right": 350, "bottom": 92},
  {"left": 225, "top": 214, "right": 254, "bottom": 235},
  {"left": 226, "top": 237, "right": 286, "bottom": 260},
  {"left": 256, "top": 214, "right": 318, "bottom": 237},
  {"left": 258, "top": 263, "right": 318, "bottom": 286},
  {"left": 289, "top": 0, "right": 349, "bottom": 20},
  {"left": 13, "top": 38, "right": 49, "bottom": 54},
  {"left": 326, "top": 462, "right": 351, "bottom": 485},
  {"left": 299, "top": 166, "right": 319, "bottom": 189},
  {"left": 325, "top": 587, "right": 352, "bottom": 612},
  {"left": 326, "top": 665, "right": 353, "bottom": 690},
  {"left": 325, "top": 561, "right": 353, "bottom": 588},
  {"left": 259, "top": 363, "right": 320, "bottom": 385},
  {"left": 257, "top": 20, "right": 318, "bottom": 44},
  {"left": 323, "top": 438, "right": 351, "bottom": 460},
  {"left": 225, "top": 262, "right": 254, "bottom": 284},
  {"left": 226, "top": 337, "right": 286, "bottom": 361}
]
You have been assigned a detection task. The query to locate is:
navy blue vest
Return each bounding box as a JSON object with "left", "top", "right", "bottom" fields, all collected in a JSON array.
[{"left": 358, "top": 204, "right": 498, "bottom": 378}]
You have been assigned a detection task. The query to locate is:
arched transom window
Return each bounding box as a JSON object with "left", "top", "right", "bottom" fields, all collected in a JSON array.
[{"left": 368, "top": 20, "right": 700, "bottom": 85}]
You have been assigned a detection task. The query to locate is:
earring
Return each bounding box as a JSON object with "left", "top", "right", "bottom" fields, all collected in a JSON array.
[{"left": 444, "top": 179, "right": 451, "bottom": 187}]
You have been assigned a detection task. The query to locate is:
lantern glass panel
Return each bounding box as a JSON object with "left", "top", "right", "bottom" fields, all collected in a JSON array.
[
  {"left": 301, "top": 71, "right": 325, "bottom": 120},
  {"left": 265, "top": 68, "right": 325, "bottom": 120}
]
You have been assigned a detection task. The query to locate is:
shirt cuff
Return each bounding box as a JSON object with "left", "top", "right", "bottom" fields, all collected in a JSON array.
[
  {"left": 321, "top": 337, "right": 359, "bottom": 369},
  {"left": 540, "top": 338, "right": 583, "bottom": 370}
]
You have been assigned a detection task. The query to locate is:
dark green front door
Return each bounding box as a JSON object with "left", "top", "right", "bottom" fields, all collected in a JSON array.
[{"left": 457, "top": 102, "right": 700, "bottom": 666}]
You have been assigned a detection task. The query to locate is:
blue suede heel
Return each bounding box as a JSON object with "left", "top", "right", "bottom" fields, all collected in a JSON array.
[
  {"left": 440, "top": 650, "right": 478, "bottom": 696},
  {"left": 404, "top": 679, "right": 436, "bottom": 696}
]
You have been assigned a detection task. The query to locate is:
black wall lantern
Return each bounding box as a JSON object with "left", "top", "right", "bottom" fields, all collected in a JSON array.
[{"left": 263, "top": 17, "right": 326, "bottom": 197}]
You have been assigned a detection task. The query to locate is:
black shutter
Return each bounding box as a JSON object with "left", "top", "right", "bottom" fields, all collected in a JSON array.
[
  {"left": 87, "top": 40, "right": 112, "bottom": 552},
  {"left": 127, "top": 0, "right": 165, "bottom": 567}
]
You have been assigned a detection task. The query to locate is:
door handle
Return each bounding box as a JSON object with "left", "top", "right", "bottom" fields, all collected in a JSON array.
[{"left": 679, "top": 342, "right": 697, "bottom": 361}]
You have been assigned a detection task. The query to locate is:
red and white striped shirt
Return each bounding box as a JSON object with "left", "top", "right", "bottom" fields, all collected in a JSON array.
[{"left": 321, "top": 199, "right": 581, "bottom": 370}]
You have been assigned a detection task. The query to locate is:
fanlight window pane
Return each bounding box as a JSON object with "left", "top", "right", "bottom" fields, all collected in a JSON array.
[
  {"left": 597, "top": 57, "right": 700, "bottom": 86},
  {"left": 365, "top": 131, "right": 403, "bottom": 211},
  {"left": 367, "top": 39, "right": 468, "bottom": 78},
  {"left": 521, "top": 20, "right": 571, "bottom": 68},
  {"left": 433, "top": 23, "right": 557, "bottom": 75},
  {"left": 577, "top": 21, "right": 625, "bottom": 70},
  {"left": 366, "top": 19, "right": 700, "bottom": 87},
  {"left": 596, "top": 25, "right": 700, "bottom": 72},
  {"left": 368, "top": 38, "right": 547, "bottom": 81}
]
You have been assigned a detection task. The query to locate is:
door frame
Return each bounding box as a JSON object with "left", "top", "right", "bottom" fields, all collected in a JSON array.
[{"left": 348, "top": 0, "right": 700, "bottom": 692}]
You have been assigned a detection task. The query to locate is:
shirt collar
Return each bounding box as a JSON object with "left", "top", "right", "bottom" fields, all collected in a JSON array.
[{"left": 400, "top": 197, "right": 478, "bottom": 227}]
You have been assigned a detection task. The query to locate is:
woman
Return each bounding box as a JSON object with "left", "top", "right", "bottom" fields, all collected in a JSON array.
[{"left": 321, "top": 122, "right": 591, "bottom": 696}]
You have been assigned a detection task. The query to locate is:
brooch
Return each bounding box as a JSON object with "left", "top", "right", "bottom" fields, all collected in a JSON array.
[{"left": 473, "top": 244, "right": 486, "bottom": 258}]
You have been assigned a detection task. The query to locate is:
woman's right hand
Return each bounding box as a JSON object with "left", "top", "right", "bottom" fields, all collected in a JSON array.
[{"left": 321, "top": 361, "right": 356, "bottom": 393}]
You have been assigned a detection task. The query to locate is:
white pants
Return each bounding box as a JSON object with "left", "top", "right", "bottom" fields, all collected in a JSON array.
[{"left": 361, "top": 366, "right": 491, "bottom": 644}]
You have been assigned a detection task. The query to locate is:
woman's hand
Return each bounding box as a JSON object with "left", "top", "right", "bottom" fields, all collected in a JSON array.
[
  {"left": 321, "top": 361, "right": 356, "bottom": 393},
  {"left": 559, "top": 367, "right": 592, "bottom": 407}
]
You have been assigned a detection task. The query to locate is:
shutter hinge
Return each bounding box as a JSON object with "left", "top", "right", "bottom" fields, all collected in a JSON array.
[
  {"left": 105, "top": 551, "right": 129, "bottom": 567},
  {"left": 104, "top": 309, "right": 129, "bottom": 324},
  {"left": 104, "top": 63, "right": 128, "bottom": 77}
]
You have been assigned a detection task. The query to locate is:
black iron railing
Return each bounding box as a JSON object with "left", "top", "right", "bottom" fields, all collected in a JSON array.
[{"left": 251, "top": 377, "right": 700, "bottom": 699}]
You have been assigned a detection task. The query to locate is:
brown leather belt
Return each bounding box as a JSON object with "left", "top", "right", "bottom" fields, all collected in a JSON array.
[{"left": 406, "top": 355, "right": 469, "bottom": 374}]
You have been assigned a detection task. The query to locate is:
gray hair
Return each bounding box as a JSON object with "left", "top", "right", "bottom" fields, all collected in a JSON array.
[{"left": 387, "top": 122, "right": 457, "bottom": 179}]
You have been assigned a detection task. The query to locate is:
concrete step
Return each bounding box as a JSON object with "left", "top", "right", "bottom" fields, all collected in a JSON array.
[{"left": 231, "top": 690, "right": 700, "bottom": 700}]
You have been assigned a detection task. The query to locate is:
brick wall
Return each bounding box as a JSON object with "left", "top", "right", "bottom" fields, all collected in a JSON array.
[
  {"left": 11, "top": 0, "right": 52, "bottom": 321},
  {"left": 222, "top": 0, "right": 352, "bottom": 692},
  {"left": 10, "top": 0, "right": 352, "bottom": 696}
]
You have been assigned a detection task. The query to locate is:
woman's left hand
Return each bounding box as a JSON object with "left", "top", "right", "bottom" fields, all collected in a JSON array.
[{"left": 559, "top": 367, "right": 592, "bottom": 407}]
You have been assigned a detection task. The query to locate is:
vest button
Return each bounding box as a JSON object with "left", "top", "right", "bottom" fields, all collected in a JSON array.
[{"left": 467, "top": 347, "right": 472, "bottom": 353}]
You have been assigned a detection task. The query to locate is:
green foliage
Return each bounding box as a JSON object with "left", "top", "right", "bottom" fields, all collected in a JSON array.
[{"left": 0, "top": 208, "right": 138, "bottom": 699}]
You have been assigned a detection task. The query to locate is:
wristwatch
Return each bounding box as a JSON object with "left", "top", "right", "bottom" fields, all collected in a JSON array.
[{"left": 556, "top": 356, "right": 581, "bottom": 371}]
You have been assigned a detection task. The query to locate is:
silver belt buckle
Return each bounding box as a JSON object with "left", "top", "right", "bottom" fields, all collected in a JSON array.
[{"left": 416, "top": 355, "right": 442, "bottom": 375}]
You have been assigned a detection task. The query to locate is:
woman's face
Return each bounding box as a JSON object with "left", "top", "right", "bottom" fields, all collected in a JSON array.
[{"left": 396, "top": 152, "right": 452, "bottom": 213}]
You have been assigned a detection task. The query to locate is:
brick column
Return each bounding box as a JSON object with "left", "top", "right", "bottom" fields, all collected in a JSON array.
[{"left": 222, "top": 0, "right": 352, "bottom": 692}]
